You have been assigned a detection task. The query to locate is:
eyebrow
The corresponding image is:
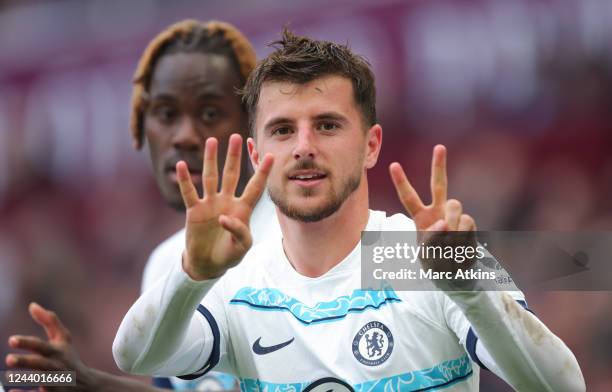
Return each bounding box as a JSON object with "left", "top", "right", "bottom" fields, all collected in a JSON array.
[
  {"left": 263, "top": 111, "right": 349, "bottom": 131},
  {"left": 150, "top": 93, "right": 177, "bottom": 102},
  {"left": 313, "top": 112, "right": 349, "bottom": 124},
  {"left": 151, "top": 91, "right": 226, "bottom": 100},
  {"left": 195, "top": 91, "right": 226, "bottom": 101}
]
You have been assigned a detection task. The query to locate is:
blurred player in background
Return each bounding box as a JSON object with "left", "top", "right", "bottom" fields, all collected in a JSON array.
[
  {"left": 5, "top": 19, "right": 279, "bottom": 391},
  {"left": 131, "top": 18, "right": 279, "bottom": 390},
  {"left": 114, "top": 30, "right": 585, "bottom": 391}
]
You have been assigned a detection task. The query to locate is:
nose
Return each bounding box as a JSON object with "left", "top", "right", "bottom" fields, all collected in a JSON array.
[
  {"left": 293, "top": 127, "right": 317, "bottom": 160},
  {"left": 172, "top": 118, "right": 200, "bottom": 150}
]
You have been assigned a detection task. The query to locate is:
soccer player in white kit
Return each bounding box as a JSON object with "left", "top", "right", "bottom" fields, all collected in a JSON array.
[
  {"left": 114, "top": 30, "right": 585, "bottom": 391},
  {"left": 5, "top": 20, "right": 278, "bottom": 391}
]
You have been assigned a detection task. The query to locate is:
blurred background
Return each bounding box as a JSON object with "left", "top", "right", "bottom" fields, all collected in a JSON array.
[{"left": 1, "top": 0, "right": 611, "bottom": 390}]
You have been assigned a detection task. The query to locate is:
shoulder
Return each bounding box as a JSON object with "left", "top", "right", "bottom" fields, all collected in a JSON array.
[
  {"left": 384, "top": 212, "right": 417, "bottom": 231},
  {"left": 368, "top": 210, "right": 417, "bottom": 231},
  {"left": 150, "top": 229, "right": 185, "bottom": 259},
  {"left": 141, "top": 229, "right": 185, "bottom": 292}
]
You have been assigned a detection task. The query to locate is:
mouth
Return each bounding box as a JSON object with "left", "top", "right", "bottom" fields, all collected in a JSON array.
[
  {"left": 288, "top": 170, "right": 327, "bottom": 187},
  {"left": 166, "top": 166, "right": 202, "bottom": 185}
]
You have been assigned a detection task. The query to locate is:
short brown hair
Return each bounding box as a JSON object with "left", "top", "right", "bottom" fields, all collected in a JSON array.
[
  {"left": 130, "top": 20, "right": 256, "bottom": 149},
  {"left": 241, "top": 29, "right": 377, "bottom": 134}
]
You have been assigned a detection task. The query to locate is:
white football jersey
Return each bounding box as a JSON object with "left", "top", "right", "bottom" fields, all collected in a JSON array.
[
  {"left": 188, "top": 210, "right": 525, "bottom": 391},
  {"left": 142, "top": 192, "right": 281, "bottom": 391}
]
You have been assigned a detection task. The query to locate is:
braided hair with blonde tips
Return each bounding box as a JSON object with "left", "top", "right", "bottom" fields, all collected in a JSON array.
[{"left": 130, "top": 20, "right": 256, "bottom": 149}]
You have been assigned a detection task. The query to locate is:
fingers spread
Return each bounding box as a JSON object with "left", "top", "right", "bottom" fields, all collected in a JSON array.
[
  {"left": 221, "top": 134, "right": 243, "bottom": 196},
  {"left": 445, "top": 199, "right": 462, "bottom": 231},
  {"left": 29, "top": 303, "right": 70, "bottom": 343},
  {"left": 8, "top": 335, "right": 57, "bottom": 357},
  {"left": 241, "top": 153, "right": 274, "bottom": 208},
  {"left": 431, "top": 145, "right": 448, "bottom": 207},
  {"left": 203, "top": 138, "right": 219, "bottom": 197},
  {"left": 389, "top": 162, "right": 424, "bottom": 217},
  {"left": 176, "top": 161, "right": 199, "bottom": 208}
]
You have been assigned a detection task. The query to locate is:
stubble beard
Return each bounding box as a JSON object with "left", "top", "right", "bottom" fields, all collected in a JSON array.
[{"left": 268, "top": 169, "right": 362, "bottom": 223}]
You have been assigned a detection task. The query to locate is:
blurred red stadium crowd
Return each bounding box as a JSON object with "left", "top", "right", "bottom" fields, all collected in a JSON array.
[{"left": 1, "top": 0, "right": 611, "bottom": 390}]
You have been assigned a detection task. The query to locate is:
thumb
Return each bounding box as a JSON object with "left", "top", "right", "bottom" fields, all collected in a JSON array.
[{"left": 218, "top": 215, "right": 252, "bottom": 251}]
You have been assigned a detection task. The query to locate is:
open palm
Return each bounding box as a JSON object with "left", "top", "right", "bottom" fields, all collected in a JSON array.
[{"left": 178, "top": 134, "right": 273, "bottom": 280}]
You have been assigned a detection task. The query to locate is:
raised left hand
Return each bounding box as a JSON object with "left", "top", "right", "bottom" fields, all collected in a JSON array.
[{"left": 389, "top": 145, "right": 477, "bottom": 273}]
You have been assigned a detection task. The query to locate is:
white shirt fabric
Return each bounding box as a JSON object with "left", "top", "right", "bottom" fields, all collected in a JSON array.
[
  {"left": 202, "top": 211, "right": 530, "bottom": 390},
  {"left": 115, "top": 209, "right": 584, "bottom": 391},
  {"left": 122, "top": 210, "right": 519, "bottom": 389}
]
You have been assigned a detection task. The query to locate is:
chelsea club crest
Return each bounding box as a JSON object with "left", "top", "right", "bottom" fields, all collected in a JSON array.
[{"left": 352, "top": 321, "right": 394, "bottom": 366}]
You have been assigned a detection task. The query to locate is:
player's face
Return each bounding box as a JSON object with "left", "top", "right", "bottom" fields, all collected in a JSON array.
[
  {"left": 144, "top": 52, "right": 246, "bottom": 211},
  {"left": 250, "top": 75, "right": 378, "bottom": 222}
]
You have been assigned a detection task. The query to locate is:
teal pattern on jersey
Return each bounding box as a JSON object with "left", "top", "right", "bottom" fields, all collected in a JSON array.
[
  {"left": 238, "top": 354, "right": 473, "bottom": 391},
  {"left": 229, "top": 286, "right": 401, "bottom": 325}
]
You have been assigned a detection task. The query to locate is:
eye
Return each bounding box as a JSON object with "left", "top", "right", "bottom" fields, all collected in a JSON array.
[
  {"left": 272, "top": 126, "right": 293, "bottom": 136},
  {"left": 153, "top": 105, "right": 178, "bottom": 123},
  {"left": 317, "top": 121, "right": 339, "bottom": 132},
  {"left": 200, "top": 107, "right": 219, "bottom": 123}
]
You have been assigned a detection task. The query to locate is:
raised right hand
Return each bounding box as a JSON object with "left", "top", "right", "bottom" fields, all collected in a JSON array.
[{"left": 179, "top": 134, "right": 273, "bottom": 280}]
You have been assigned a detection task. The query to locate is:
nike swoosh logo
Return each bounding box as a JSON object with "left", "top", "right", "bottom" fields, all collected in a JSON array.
[{"left": 252, "top": 337, "right": 295, "bottom": 355}]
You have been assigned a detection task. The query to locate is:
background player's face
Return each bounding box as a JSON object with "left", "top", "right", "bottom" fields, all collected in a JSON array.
[
  {"left": 144, "top": 52, "right": 246, "bottom": 211},
  {"left": 251, "top": 75, "right": 379, "bottom": 222}
]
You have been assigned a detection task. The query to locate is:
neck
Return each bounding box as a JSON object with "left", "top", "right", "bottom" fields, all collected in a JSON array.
[{"left": 278, "top": 177, "right": 370, "bottom": 278}]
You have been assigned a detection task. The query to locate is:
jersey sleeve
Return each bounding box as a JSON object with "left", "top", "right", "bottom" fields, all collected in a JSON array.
[
  {"left": 113, "top": 257, "right": 221, "bottom": 377},
  {"left": 177, "top": 276, "right": 236, "bottom": 378},
  {"left": 442, "top": 287, "right": 526, "bottom": 365},
  {"left": 443, "top": 245, "right": 527, "bottom": 368}
]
